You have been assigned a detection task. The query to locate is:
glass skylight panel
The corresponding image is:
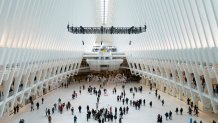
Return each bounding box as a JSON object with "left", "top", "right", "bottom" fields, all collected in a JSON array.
[{"left": 101, "top": 0, "right": 109, "bottom": 25}]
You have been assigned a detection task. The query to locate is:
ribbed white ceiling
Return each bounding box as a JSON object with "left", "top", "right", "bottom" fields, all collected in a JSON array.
[
  {"left": 0, "top": 0, "right": 218, "bottom": 52},
  {"left": 112, "top": 0, "right": 218, "bottom": 52},
  {"left": 0, "top": 0, "right": 96, "bottom": 52}
]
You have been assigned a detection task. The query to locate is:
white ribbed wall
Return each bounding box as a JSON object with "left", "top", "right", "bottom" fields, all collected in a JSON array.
[
  {"left": 126, "top": 48, "right": 218, "bottom": 113},
  {"left": 111, "top": 0, "right": 218, "bottom": 113},
  {"left": 0, "top": 48, "right": 83, "bottom": 116},
  {"left": 0, "top": 0, "right": 96, "bottom": 117}
]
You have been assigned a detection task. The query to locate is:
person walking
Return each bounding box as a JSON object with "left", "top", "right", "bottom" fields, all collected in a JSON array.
[
  {"left": 102, "top": 118, "right": 105, "bottom": 123},
  {"left": 187, "top": 98, "right": 190, "bottom": 105},
  {"left": 158, "top": 95, "right": 161, "bottom": 100},
  {"left": 155, "top": 89, "right": 158, "bottom": 97},
  {"left": 194, "top": 105, "right": 199, "bottom": 117},
  {"left": 119, "top": 117, "right": 122, "bottom": 123},
  {"left": 114, "top": 115, "right": 117, "bottom": 123},
  {"left": 169, "top": 111, "right": 172, "bottom": 120},
  {"left": 48, "top": 109, "right": 51, "bottom": 116},
  {"left": 195, "top": 108, "right": 199, "bottom": 117},
  {"left": 188, "top": 106, "right": 192, "bottom": 115},
  {"left": 42, "top": 98, "right": 44, "bottom": 104},
  {"left": 130, "top": 100, "right": 132, "bottom": 106},
  {"left": 19, "top": 119, "right": 25, "bottom": 123},
  {"left": 74, "top": 115, "right": 77, "bottom": 123},
  {"left": 87, "top": 105, "right": 89, "bottom": 112},
  {"left": 96, "top": 103, "right": 99, "bottom": 110},
  {"left": 31, "top": 102, "right": 34, "bottom": 111},
  {"left": 52, "top": 107, "right": 55, "bottom": 114},
  {"left": 180, "top": 108, "right": 183, "bottom": 115},
  {"left": 78, "top": 105, "right": 82, "bottom": 113},
  {"left": 126, "top": 106, "right": 129, "bottom": 114},
  {"left": 98, "top": 118, "right": 101, "bottom": 123},
  {"left": 87, "top": 113, "right": 89, "bottom": 121},
  {"left": 45, "top": 108, "right": 48, "bottom": 116},
  {"left": 161, "top": 99, "right": 164, "bottom": 106},
  {"left": 71, "top": 107, "right": 74, "bottom": 115},
  {"left": 175, "top": 107, "right": 178, "bottom": 114},
  {"left": 14, "top": 106, "right": 16, "bottom": 114},
  {"left": 160, "top": 115, "right": 163, "bottom": 123},
  {"left": 117, "top": 96, "right": 119, "bottom": 102},
  {"left": 54, "top": 103, "right": 57, "bottom": 110},
  {"left": 16, "top": 105, "right": 19, "bottom": 113},
  {"left": 48, "top": 115, "right": 52, "bottom": 123},
  {"left": 36, "top": 102, "right": 39, "bottom": 110},
  {"left": 115, "top": 107, "right": 117, "bottom": 115},
  {"left": 165, "top": 112, "right": 169, "bottom": 120},
  {"left": 149, "top": 101, "right": 152, "bottom": 108}
]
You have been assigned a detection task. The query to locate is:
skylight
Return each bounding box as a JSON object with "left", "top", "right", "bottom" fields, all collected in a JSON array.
[{"left": 101, "top": 0, "right": 109, "bottom": 25}]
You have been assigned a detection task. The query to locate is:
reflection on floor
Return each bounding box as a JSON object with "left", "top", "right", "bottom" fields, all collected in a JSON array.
[{"left": 0, "top": 82, "right": 217, "bottom": 123}]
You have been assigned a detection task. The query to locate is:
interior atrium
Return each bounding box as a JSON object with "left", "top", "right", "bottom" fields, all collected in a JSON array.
[{"left": 0, "top": 0, "right": 218, "bottom": 123}]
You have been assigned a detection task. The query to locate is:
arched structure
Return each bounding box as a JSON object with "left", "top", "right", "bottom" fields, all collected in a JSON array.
[{"left": 0, "top": 0, "right": 218, "bottom": 117}]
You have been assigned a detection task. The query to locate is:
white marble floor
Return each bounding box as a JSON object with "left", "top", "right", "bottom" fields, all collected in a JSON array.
[{"left": 0, "top": 82, "right": 217, "bottom": 123}]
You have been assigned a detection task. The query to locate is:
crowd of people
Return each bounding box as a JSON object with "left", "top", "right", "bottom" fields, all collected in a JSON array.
[
  {"left": 86, "top": 84, "right": 127, "bottom": 123},
  {"left": 13, "top": 79, "right": 217, "bottom": 123}
]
